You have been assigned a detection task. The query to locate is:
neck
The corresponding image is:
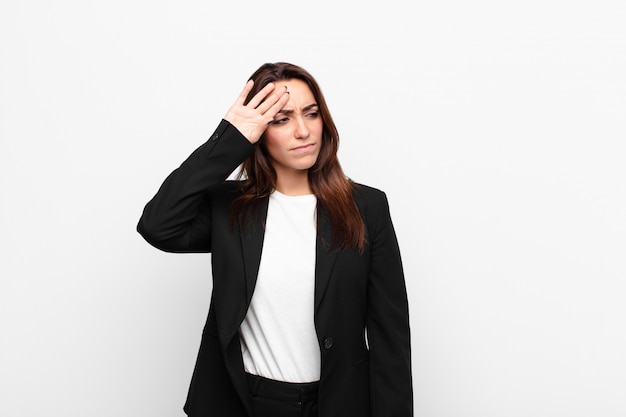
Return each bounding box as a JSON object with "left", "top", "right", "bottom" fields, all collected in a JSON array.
[{"left": 275, "top": 171, "right": 312, "bottom": 196}]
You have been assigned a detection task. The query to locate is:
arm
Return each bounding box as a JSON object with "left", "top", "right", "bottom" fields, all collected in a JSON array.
[
  {"left": 366, "top": 192, "right": 413, "bottom": 416},
  {"left": 136, "top": 120, "right": 253, "bottom": 253},
  {"left": 137, "top": 80, "right": 291, "bottom": 253}
]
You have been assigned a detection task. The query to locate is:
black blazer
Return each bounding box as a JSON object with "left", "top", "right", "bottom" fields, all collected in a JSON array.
[{"left": 137, "top": 120, "right": 413, "bottom": 417}]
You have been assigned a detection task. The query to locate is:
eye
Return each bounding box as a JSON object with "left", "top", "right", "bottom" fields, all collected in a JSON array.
[
  {"left": 306, "top": 111, "right": 319, "bottom": 119},
  {"left": 270, "top": 117, "right": 288, "bottom": 125}
]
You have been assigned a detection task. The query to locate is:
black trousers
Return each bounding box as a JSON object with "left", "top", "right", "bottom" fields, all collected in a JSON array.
[{"left": 246, "top": 373, "right": 319, "bottom": 417}]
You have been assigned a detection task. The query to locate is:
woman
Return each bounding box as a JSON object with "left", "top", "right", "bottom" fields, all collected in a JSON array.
[{"left": 137, "top": 62, "right": 413, "bottom": 417}]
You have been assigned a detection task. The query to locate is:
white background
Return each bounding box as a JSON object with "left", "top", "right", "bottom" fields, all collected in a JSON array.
[{"left": 1, "top": 1, "right": 625, "bottom": 416}]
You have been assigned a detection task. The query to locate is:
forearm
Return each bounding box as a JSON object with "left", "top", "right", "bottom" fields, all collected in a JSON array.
[{"left": 137, "top": 119, "right": 253, "bottom": 252}]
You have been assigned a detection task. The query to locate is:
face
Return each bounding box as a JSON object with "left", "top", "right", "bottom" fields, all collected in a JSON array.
[{"left": 263, "top": 78, "right": 323, "bottom": 178}]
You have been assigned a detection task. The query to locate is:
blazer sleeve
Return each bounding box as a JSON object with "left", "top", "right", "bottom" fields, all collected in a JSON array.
[
  {"left": 137, "top": 119, "right": 254, "bottom": 253},
  {"left": 366, "top": 191, "right": 413, "bottom": 416}
]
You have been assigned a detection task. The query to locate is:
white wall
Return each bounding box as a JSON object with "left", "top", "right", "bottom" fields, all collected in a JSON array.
[{"left": 1, "top": 1, "right": 625, "bottom": 416}]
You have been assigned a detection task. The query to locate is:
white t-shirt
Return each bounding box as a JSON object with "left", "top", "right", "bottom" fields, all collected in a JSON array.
[{"left": 239, "top": 190, "right": 320, "bottom": 383}]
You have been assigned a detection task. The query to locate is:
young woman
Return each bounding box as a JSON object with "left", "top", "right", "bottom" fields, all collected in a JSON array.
[{"left": 137, "top": 62, "right": 413, "bottom": 417}]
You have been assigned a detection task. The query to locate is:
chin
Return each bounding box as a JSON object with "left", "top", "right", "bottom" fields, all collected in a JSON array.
[{"left": 298, "top": 157, "right": 319, "bottom": 171}]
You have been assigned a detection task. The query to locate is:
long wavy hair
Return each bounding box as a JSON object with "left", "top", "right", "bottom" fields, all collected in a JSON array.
[{"left": 230, "top": 62, "right": 365, "bottom": 252}]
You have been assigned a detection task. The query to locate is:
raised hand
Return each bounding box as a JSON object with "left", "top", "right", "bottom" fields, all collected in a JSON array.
[{"left": 223, "top": 80, "right": 290, "bottom": 144}]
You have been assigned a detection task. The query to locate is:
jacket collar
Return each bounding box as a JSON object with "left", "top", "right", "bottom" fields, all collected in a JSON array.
[
  {"left": 232, "top": 195, "right": 339, "bottom": 416},
  {"left": 239, "top": 195, "right": 338, "bottom": 314}
]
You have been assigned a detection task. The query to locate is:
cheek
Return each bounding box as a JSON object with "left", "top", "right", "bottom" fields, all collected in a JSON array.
[
  {"left": 313, "top": 120, "right": 324, "bottom": 136},
  {"left": 263, "top": 134, "right": 285, "bottom": 156}
]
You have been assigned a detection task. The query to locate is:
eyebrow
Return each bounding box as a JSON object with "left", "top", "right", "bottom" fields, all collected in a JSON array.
[{"left": 277, "top": 103, "right": 319, "bottom": 115}]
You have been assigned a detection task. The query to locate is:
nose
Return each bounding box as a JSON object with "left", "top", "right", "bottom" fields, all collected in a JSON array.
[{"left": 294, "top": 116, "right": 310, "bottom": 139}]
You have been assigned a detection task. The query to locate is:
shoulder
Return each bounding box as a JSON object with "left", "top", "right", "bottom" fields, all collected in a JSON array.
[
  {"left": 351, "top": 182, "right": 388, "bottom": 205},
  {"left": 350, "top": 183, "right": 400, "bottom": 242},
  {"left": 350, "top": 182, "right": 392, "bottom": 223}
]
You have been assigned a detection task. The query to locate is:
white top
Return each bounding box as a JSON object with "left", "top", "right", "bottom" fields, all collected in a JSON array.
[{"left": 239, "top": 191, "right": 320, "bottom": 383}]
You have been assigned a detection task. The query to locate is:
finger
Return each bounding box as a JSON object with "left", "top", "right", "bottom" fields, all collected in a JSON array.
[
  {"left": 234, "top": 79, "right": 255, "bottom": 105},
  {"left": 256, "top": 85, "right": 288, "bottom": 115},
  {"left": 265, "top": 89, "right": 291, "bottom": 120},
  {"left": 247, "top": 82, "right": 276, "bottom": 109}
]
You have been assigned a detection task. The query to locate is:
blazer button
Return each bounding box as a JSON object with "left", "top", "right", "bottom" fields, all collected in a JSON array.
[
  {"left": 211, "top": 133, "right": 219, "bottom": 141},
  {"left": 324, "top": 337, "right": 333, "bottom": 350}
]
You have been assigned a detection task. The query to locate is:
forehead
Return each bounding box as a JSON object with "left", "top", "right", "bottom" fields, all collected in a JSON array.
[{"left": 275, "top": 79, "right": 316, "bottom": 105}]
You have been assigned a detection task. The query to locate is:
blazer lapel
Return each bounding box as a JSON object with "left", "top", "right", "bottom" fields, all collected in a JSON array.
[
  {"left": 315, "top": 205, "right": 338, "bottom": 312},
  {"left": 224, "top": 198, "right": 269, "bottom": 417},
  {"left": 239, "top": 198, "right": 269, "bottom": 307},
  {"left": 238, "top": 197, "right": 337, "bottom": 313}
]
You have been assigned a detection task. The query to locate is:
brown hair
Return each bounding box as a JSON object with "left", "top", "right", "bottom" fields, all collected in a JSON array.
[{"left": 230, "top": 62, "right": 365, "bottom": 252}]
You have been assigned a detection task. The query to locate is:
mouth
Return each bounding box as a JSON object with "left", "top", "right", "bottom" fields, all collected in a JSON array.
[{"left": 292, "top": 143, "right": 315, "bottom": 151}]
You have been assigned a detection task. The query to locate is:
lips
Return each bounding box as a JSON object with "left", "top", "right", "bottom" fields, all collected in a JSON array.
[{"left": 292, "top": 143, "right": 315, "bottom": 151}]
